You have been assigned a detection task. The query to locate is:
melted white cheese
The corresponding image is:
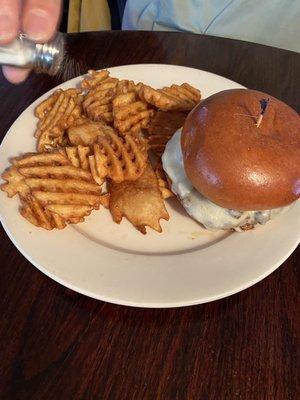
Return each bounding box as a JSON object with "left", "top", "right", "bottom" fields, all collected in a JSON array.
[{"left": 162, "top": 129, "right": 286, "bottom": 231}]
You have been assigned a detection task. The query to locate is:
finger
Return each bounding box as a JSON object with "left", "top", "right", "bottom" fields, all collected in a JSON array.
[
  {"left": 0, "top": 0, "right": 21, "bottom": 44},
  {"left": 22, "top": 0, "right": 62, "bottom": 42},
  {"left": 2, "top": 66, "right": 30, "bottom": 84}
]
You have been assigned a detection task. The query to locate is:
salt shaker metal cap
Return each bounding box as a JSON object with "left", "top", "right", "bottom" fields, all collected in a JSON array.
[{"left": 0, "top": 32, "right": 65, "bottom": 75}]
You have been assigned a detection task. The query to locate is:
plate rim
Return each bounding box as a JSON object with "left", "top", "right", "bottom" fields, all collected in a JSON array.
[{"left": 1, "top": 213, "right": 299, "bottom": 308}]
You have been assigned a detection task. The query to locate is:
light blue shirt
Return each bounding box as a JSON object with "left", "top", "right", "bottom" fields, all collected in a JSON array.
[{"left": 122, "top": 0, "right": 300, "bottom": 53}]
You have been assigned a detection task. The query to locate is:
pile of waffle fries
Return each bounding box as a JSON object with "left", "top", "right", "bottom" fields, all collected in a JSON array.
[{"left": 1, "top": 70, "right": 201, "bottom": 233}]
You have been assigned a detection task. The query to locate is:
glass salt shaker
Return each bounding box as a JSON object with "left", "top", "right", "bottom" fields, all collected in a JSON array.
[{"left": 0, "top": 32, "right": 65, "bottom": 75}]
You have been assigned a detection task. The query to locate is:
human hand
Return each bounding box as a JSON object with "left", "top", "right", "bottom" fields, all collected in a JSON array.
[{"left": 0, "top": 0, "right": 62, "bottom": 83}]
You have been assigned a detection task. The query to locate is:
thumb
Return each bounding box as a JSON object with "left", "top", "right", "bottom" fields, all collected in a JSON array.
[{"left": 22, "top": 0, "right": 62, "bottom": 42}]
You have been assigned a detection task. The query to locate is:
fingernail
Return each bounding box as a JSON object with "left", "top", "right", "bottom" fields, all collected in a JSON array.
[
  {"left": 23, "top": 9, "right": 51, "bottom": 42},
  {"left": 0, "top": 15, "right": 14, "bottom": 41}
]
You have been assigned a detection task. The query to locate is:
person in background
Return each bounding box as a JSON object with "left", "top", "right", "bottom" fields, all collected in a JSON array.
[
  {"left": 0, "top": 0, "right": 62, "bottom": 84},
  {"left": 1, "top": 0, "right": 299, "bottom": 84},
  {"left": 122, "top": 0, "right": 300, "bottom": 53}
]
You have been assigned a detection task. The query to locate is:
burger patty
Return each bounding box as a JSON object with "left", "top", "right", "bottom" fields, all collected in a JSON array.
[{"left": 162, "top": 129, "right": 288, "bottom": 231}]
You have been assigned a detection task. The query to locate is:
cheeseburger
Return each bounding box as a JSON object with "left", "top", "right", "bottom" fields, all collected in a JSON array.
[{"left": 162, "top": 89, "right": 300, "bottom": 231}]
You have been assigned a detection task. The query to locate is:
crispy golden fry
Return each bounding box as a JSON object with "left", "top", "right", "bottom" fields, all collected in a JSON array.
[
  {"left": 50, "top": 212, "right": 67, "bottom": 229},
  {"left": 20, "top": 194, "right": 55, "bottom": 230},
  {"left": 13, "top": 152, "right": 70, "bottom": 167},
  {"left": 66, "top": 132, "right": 148, "bottom": 186},
  {"left": 147, "top": 110, "right": 187, "bottom": 156},
  {"left": 59, "top": 145, "right": 91, "bottom": 172},
  {"left": 113, "top": 92, "right": 154, "bottom": 136},
  {"left": 159, "top": 183, "right": 173, "bottom": 200},
  {"left": 37, "top": 127, "right": 66, "bottom": 152},
  {"left": 162, "top": 83, "right": 200, "bottom": 104},
  {"left": 89, "top": 144, "right": 107, "bottom": 184},
  {"left": 92, "top": 131, "right": 148, "bottom": 183},
  {"left": 139, "top": 83, "right": 201, "bottom": 111},
  {"left": 37, "top": 90, "right": 82, "bottom": 132},
  {"left": 99, "top": 193, "right": 110, "bottom": 209},
  {"left": 83, "top": 83, "right": 118, "bottom": 124},
  {"left": 33, "top": 191, "right": 101, "bottom": 207},
  {"left": 1, "top": 70, "right": 205, "bottom": 233},
  {"left": 6, "top": 128, "right": 148, "bottom": 193},
  {"left": 45, "top": 204, "right": 93, "bottom": 219},
  {"left": 20, "top": 195, "right": 92, "bottom": 230},
  {"left": 109, "top": 162, "right": 169, "bottom": 234},
  {"left": 1, "top": 150, "right": 102, "bottom": 230},
  {"left": 0, "top": 167, "right": 30, "bottom": 197},
  {"left": 67, "top": 121, "right": 114, "bottom": 146},
  {"left": 2, "top": 151, "right": 98, "bottom": 192},
  {"left": 34, "top": 89, "right": 80, "bottom": 120},
  {"left": 154, "top": 162, "right": 174, "bottom": 200},
  {"left": 35, "top": 89, "right": 83, "bottom": 151},
  {"left": 112, "top": 92, "right": 135, "bottom": 109},
  {"left": 116, "top": 79, "right": 137, "bottom": 94},
  {"left": 81, "top": 69, "right": 110, "bottom": 89},
  {"left": 35, "top": 91, "right": 61, "bottom": 120},
  {"left": 64, "top": 131, "right": 148, "bottom": 185},
  {"left": 65, "top": 146, "right": 80, "bottom": 168},
  {"left": 82, "top": 72, "right": 139, "bottom": 124},
  {"left": 77, "top": 146, "right": 91, "bottom": 170},
  {"left": 25, "top": 178, "right": 100, "bottom": 194},
  {"left": 61, "top": 145, "right": 103, "bottom": 185},
  {"left": 15, "top": 153, "right": 92, "bottom": 183},
  {"left": 18, "top": 165, "right": 92, "bottom": 181}
]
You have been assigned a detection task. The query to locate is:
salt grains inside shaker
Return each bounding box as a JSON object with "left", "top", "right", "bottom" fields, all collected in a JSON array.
[{"left": 0, "top": 32, "right": 65, "bottom": 76}]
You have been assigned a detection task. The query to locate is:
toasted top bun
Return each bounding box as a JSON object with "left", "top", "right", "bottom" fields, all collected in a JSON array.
[{"left": 181, "top": 89, "right": 300, "bottom": 210}]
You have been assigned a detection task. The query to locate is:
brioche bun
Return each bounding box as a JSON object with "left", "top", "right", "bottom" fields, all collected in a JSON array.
[{"left": 181, "top": 89, "right": 300, "bottom": 210}]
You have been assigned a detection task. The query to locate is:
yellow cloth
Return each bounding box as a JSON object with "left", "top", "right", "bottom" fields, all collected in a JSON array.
[{"left": 68, "top": 0, "right": 111, "bottom": 32}]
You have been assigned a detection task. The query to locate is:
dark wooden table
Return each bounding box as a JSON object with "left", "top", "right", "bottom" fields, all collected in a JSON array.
[{"left": 0, "top": 32, "right": 299, "bottom": 400}]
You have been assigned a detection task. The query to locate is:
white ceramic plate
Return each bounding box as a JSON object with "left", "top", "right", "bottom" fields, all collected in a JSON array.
[{"left": 0, "top": 64, "right": 299, "bottom": 308}]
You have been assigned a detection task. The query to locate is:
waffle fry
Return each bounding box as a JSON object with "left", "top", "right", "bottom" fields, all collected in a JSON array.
[
  {"left": 33, "top": 191, "right": 101, "bottom": 207},
  {"left": 35, "top": 91, "right": 61, "bottom": 120},
  {"left": 116, "top": 79, "right": 138, "bottom": 94},
  {"left": 63, "top": 129, "right": 148, "bottom": 185},
  {"left": 82, "top": 71, "right": 139, "bottom": 124},
  {"left": 1, "top": 69, "right": 205, "bottom": 234},
  {"left": 35, "top": 89, "right": 80, "bottom": 120},
  {"left": 25, "top": 177, "right": 100, "bottom": 194},
  {"left": 35, "top": 89, "right": 83, "bottom": 151},
  {"left": 1, "top": 167, "right": 30, "bottom": 197},
  {"left": 81, "top": 69, "right": 110, "bottom": 89},
  {"left": 109, "top": 162, "right": 169, "bottom": 234},
  {"left": 67, "top": 121, "right": 114, "bottom": 146},
  {"left": 99, "top": 193, "right": 110, "bottom": 209},
  {"left": 83, "top": 83, "right": 118, "bottom": 124},
  {"left": 63, "top": 144, "right": 105, "bottom": 185},
  {"left": 20, "top": 194, "right": 68, "bottom": 230},
  {"left": 1, "top": 151, "right": 102, "bottom": 230},
  {"left": 155, "top": 163, "right": 174, "bottom": 200},
  {"left": 113, "top": 92, "right": 154, "bottom": 136},
  {"left": 91, "top": 131, "right": 148, "bottom": 183},
  {"left": 147, "top": 110, "right": 188, "bottom": 156},
  {"left": 18, "top": 165, "right": 92, "bottom": 181},
  {"left": 45, "top": 204, "right": 93, "bottom": 220},
  {"left": 13, "top": 152, "right": 71, "bottom": 167},
  {"left": 63, "top": 146, "right": 91, "bottom": 171},
  {"left": 139, "top": 83, "right": 200, "bottom": 111}
]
